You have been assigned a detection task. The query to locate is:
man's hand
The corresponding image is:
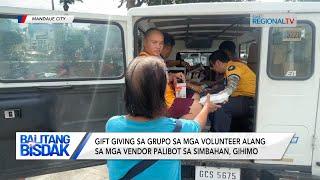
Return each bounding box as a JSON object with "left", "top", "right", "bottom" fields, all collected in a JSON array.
[
  {"left": 203, "top": 88, "right": 215, "bottom": 94},
  {"left": 187, "top": 82, "right": 204, "bottom": 93},
  {"left": 168, "top": 72, "right": 186, "bottom": 87},
  {"left": 174, "top": 72, "right": 186, "bottom": 82},
  {"left": 181, "top": 61, "right": 191, "bottom": 71}
]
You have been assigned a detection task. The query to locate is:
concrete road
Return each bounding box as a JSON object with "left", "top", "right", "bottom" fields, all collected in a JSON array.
[{"left": 26, "top": 165, "right": 109, "bottom": 180}]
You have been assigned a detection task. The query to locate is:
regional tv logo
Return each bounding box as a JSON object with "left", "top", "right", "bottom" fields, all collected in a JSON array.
[
  {"left": 250, "top": 14, "right": 297, "bottom": 27},
  {"left": 16, "top": 132, "right": 86, "bottom": 160}
]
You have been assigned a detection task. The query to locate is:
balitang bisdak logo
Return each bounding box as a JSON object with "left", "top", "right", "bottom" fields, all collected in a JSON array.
[
  {"left": 20, "top": 134, "right": 70, "bottom": 156},
  {"left": 16, "top": 132, "right": 88, "bottom": 160}
]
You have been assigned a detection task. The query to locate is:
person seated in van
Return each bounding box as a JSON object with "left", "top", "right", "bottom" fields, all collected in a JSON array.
[
  {"left": 160, "top": 31, "right": 204, "bottom": 102},
  {"left": 106, "top": 56, "right": 220, "bottom": 180},
  {"left": 160, "top": 31, "right": 203, "bottom": 96},
  {"left": 201, "top": 64, "right": 226, "bottom": 95},
  {"left": 219, "top": 40, "right": 241, "bottom": 62},
  {"left": 204, "top": 41, "right": 239, "bottom": 95},
  {"left": 161, "top": 33, "right": 203, "bottom": 97},
  {"left": 209, "top": 50, "right": 256, "bottom": 132},
  {"left": 139, "top": 28, "right": 202, "bottom": 119},
  {"left": 176, "top": 52, "right": 194, "bottom": 70},
  {"left": 161, "top": 32, "right": 191, "bottom": 70},
  {"left": 176, "top": 52, "right": 182, "bottom": 61}
]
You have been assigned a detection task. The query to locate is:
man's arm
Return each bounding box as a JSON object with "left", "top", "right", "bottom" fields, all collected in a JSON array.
[
  {"left": 219, "top": 74, "right": 240, "bottom": 96},
  {"left": 166, "top": 60, "right": 190, "bottom": 69},
  {"left": 194, "top": 94, "right": 221, "bottom": 130},
  {"left": 166, "top": 60, "right": 181, "bottom": 67},
  {"left": 186, "top": 82, "right": 203, "bottom": 93}
]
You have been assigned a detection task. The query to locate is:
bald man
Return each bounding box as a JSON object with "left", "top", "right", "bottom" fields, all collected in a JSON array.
[
  {"left": 138, "top": 28, "right": 202, "bottom": 120},
  {"left": 139, "top": 28, "right": 164, "bottom": 57}
]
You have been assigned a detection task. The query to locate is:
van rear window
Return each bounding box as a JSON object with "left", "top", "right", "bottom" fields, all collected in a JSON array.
[
  {"left": 0, "top": 18, "right": 125, "bottom": 81},
  {"left": 267, "top": 22, "right": 314, "bottom": 80}
]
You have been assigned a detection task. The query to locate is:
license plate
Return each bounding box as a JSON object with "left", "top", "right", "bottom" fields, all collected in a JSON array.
[{"left": 195, "top": 166, "right": 241, "bottom": 180}]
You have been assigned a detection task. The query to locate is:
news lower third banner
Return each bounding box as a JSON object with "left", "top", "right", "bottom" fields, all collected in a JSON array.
[
  {"left": 18, "top": 15, "right": 74, "bottom": 23},
  {"left": 16, "top": 132, "right": 294, "bottom": 160}
]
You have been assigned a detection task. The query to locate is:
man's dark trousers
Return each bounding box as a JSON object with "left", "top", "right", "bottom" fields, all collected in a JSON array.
[{"left": 210, "top": 96, "right": 254, "bottom": 132}]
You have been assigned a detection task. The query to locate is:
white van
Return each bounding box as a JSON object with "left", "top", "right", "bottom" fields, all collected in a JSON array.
[{"left": 0, "top": 2, "right": 319, "bottom": 179}]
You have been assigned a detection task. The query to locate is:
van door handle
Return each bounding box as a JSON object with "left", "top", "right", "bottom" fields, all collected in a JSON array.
[
  {"left": 317, "top": 162, "right": 320, "bottom": 166},
  {"left": 37, "top": 85, "right": 73, "bottom": 90}
]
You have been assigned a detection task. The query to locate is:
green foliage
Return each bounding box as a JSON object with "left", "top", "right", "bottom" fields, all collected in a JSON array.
[
  {"left": 59, "top": 0, "right": 83, "bottom": 11},
  {"left": 120, "top": 0, "right": 254, "bottom": 9},
  {"left": 62, "top": 30, "right": 85, "bottom": 61},
  {"left": 0, "top": 19, "right": 24, "bottom": 61}
]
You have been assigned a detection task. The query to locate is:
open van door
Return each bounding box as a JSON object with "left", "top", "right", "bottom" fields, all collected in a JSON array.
[
  {"left": 313, "top": 104, "right": 320, "bottom": 176},
  {"left": 0, "top": 7, "right": 126, "bottom": 179},
  {"left": 313, "top": 17, "right": 320, "bottom": 175},
  {"left": 256, "top": 13, "right": 319, "bottom": 171}
]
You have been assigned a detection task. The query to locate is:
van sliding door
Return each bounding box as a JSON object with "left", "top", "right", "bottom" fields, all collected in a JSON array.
[
  {"left": 0, "top": 7, "right": 126, "bottom": 179},
  {"left": 255, "top": 15, "right": 318, "bottom": 170},
  {"left": 312, "top": 16, "right": 320, "bottom": 177}
]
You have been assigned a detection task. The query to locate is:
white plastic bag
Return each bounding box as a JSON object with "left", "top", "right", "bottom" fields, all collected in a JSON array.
[{"left": 199, "top": 92, "right": 229, "bottom": 105}]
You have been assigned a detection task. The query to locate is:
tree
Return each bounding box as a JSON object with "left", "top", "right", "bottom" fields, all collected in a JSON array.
[
  {"left": 86, "top": 25, "right": 123, "bottom": 64},
  {"left": 59, "top": 0, "right": 83, "bottom": 11},
  {"left": 62, "top": 31, "right": 85, "bottom": 61},
  {"left": 0, "top": 19, "right": 24, "bottom": 61},
  {"left": 119, "top": 0, "right": 254, "bottom": 9},
  {"left": 0, "top": 19, "right": 29, "bottom": 79},
  {"left": 286, "top": 0, "right": 320, "bottom": 1}
]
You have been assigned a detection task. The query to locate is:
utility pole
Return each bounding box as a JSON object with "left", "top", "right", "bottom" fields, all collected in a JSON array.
[{"left": 51, "top": 0, "right": 55, "bottom": 10}]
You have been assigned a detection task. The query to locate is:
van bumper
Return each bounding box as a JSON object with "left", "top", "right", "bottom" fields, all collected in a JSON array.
[{"left": 181, "top": 160, "right": 320, "bottom": 180}]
